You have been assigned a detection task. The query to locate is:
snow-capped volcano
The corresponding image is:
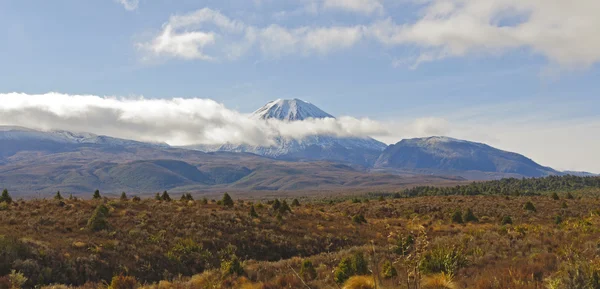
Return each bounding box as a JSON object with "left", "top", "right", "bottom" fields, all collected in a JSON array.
[
  {"left": 188, "top": 99, "right": 387, "bottom": 167},
  {"left": 252, "top": 98, "right": 334, "bottom": 121}
]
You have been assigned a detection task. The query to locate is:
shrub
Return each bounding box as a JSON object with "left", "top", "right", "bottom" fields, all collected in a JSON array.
[
  {"left": 201, "top": 197, "right": 208, "bottom": 205},
  {"left": 271, "top": 199, "right": 281, "bottom": 211},
  {"left": 132, "top": 196, "right": 141, "bottom": 202},
  {"left": 0, "top": 202, "right": 8, "bottom": 211},
  {"left": 394, "top": 234, "right": 415, "bottom": 255},
  {"left": 501, "top": 215, "right": 513, "bottom": 225},
  {"left": 335, "top": 257, "right": 354, "bottom": 284},
  {"left": 352, "top": 214, "right": 367, "bottom": 224},
  {"left": 381, "top": 260, "right": 397, "bottom": 279},
  {"left": 109, "top": 275, "right": 137, "bottom": 289},
  {"left": 8, "top": 270, "right": 27, "bottom": 289},
  {"left": 221, "top": 256, "right": 244, "bottom": 276},
  {"left": 155, "top": 193, "right": 161, "bottom": 201},
  {"left": 463, "top": 208, "right": 478, "bottom": 223},
  {"left": 87, "top": 204, "right": 109, "bottom": 232},
  {"left": 419, "top": 246, "right": 467, "bottom": 275},
  {"left": 222, "top": 193, "right": 234, "bottom": 208},
  {"left": 161, "top": 191, "right": 171, "bottom": 202},
  {"left": 54, "top": 191, "right": 63, "bottom": 200},
  {"left": 524, "top": 201, "right": 536, "bottom": 212},
  {"left": 554, "top": 215, "right": 563, "bottom": 225},
  {"left": 352, "top": 252, "right": 369, "bottom": 275},
  {"left": 451, "top": 211, "right": 463, "bottom": 224},
  {"left": 567, "top": 192, "right": 574, "bottom": 199},
  {"left": 562, "top": 201, "right": 568, "bottom": 209},
  {"left": 299, "top": 260, "right": 317, "bottom": 281},
  {"left": 249, "top": 205, "right": 258, "bottom": 218},
  {"left": 291, "top": 199, "right": 300, "bottom": 206},
  {"left": 180, "top": 193, "right": 193, "bottom": 201},
  {"left": 92, "top": 190, "right": 101, "bottom": 200},
  {"left": 120, "top": 192, "right": 128, "bottom": 201},
  {"left": 0, "top": 189, "right": 12, "bottom": 204},
  {"left": 167, "top": 239, "right": 211, "bottom": 274},
  {"left": 279, "top": 200, "right": 291, "bottom": 214},
  {"left": 551, "top": 192, "right": 560, "bottom": 200},
  {"left": 342, "top": 276, "right": 375, "bottom": 289}
]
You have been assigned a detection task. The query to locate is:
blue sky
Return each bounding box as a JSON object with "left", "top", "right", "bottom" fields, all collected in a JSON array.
[{"left": 0, "top": 0, "right": 599, "bottom": 172}]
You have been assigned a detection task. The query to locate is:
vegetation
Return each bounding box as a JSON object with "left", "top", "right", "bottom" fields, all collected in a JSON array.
[
  {"left": 1, "top": 175, "right": 600, "bottom": 288},
  {"left": 0, "top": 189, "right": 12, "bottom": 204},
  {"left": 221, "top": 193, "right": 234, "bottom": 208}
]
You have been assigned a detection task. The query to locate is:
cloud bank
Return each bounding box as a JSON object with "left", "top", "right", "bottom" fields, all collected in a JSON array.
[
  {"left": 0, "top": 93, "right": 387, "bottom": 146},
  {"left": 139, "top": 1, "right": 600, "bottom": 68}
]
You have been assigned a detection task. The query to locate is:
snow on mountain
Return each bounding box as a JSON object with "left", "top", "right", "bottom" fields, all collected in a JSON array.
[
  {"left": 189, "top": 99, "right": 387, "bottom": 166},
  {"left": 0, "top": 126, "right": 168, "bottom": 147},
  {"left": 252, "top": 99, "right": 334, "bottom": 121}
]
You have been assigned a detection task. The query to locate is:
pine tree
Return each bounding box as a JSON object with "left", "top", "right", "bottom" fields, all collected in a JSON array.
[
  {"left": 249, "top": 205, "right": 259, "bottom": 218},
  {"left": 120, "top": 192, "right": 128, "bottom": 201},
  {"left": 566, "top": 192, "right": 574, "bottom": 199},
  {"left": 271, "top": 199, "right": 281, "bottom": 211},
  {"left": 381, "top": 260, "right": 397, "bottom": 279},
  {"left": 54, "top": 191, "right": 63, "bottom": 200},
  {"left": 551, "top": 192, "right": 560, "bottom": 200},
  {"left": 501, "top": 215, "right": 513, "bottom": 225},
  {"left": 0, "top": 189, "right": 12, "bottom": 204},
  {"left": 92, "top": 189, "right": 101, "bottom": 200},
  {"left": 352, "top": 252, "right": 368, "bottom": 275},
  {"left": 155, "top": 193, "right": 162, "bottom": 201},
  {"left": 463, "top": 208, "right": 478, "bottom": 223},
  {"left": 451, "top": 210, "right": 464, "bottom": 224},
  {"left": 279, "top": 200, "right": 291, "bottom": 214},
  {"left": 222, "top": 193, "right": 234, "bottom": 207},
  {"left": 334, "top": 257, "right": 354, "bottom": 284},
  {"left": 161, "top": 191, "right": 171, "bottom": 202},
  {"left": 185, "top": 193, "right": 194, "bottom": 201},
  {"left": 87, "top": 204, "right": 110, "bottom": 231},
  {"left": 524, "top": 201, "right": 536, "bottom": 212},
  {"left": 291, "top": 199, "right": 300, "bottom": 206}
]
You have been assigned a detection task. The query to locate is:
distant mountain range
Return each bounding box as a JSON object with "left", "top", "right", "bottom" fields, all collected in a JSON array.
[{"left": 0, "top": 99, "right": 595, "bottom": 196}]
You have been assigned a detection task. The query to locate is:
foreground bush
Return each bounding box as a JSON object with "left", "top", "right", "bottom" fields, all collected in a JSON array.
[
  {"left": 109, "top": 275, "right": 137, "bottom": 289},
  {"left": 342, "top": 276, "right": 375, "bottom": 289}
]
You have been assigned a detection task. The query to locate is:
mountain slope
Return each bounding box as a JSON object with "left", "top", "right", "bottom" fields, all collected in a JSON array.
[
  {"left": 374, "top": 136, "right": 560, "bottom": 179},
  {"left": 189, "top": 99, "right": 387, "bottom": 167}
]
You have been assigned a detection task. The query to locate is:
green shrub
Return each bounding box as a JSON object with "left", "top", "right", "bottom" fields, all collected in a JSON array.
[
  {"left": 334, "top": 257, "right": 354, "bottom": 284},
  {"left": 155, "top": 193, "right": 161, "bottom": 201},
  {"left": 0, "top": 189, "right": 12, "bottom": 204},
  {"left": 271, "top": 199, "right": 281, "bottom": 211},
  {"left": 222, "top": 193, "right": 234, "bottom": 208},
  {"left": 109, "top": 275, "right": 137, "bottom": 289},
  {"left": 161, "top": 191, "right": 171, "bottom": 202},
  {"left": 249, "top": 205, "right": 258, "bottom": 218},
  {"left": 279, "top": 200, "right": 291, "bottom": 214},
  {"left": 54, "top": 191, "right": 63, "bottom": 200},
  {"left": 567, "top": 192, "right": 574, "bottom": 199},
  {"left": 132, "top": 196, "right": 141, "bottom": 202},
  {"left": 501, "top": 215, "right": 513, "bottom": 225},
  {"left": 291, "top": 199, "right": 300, "bottom": 206},
  {"left": 562, "top": 201, "right": 568, "bottom": 209},
  {"left": 419, "top": 246, "right": 467, "bottom": 275},
  {"left": 451, "top": 211, "right": 464, "bottom": 224},
  {"left": 524, "top": 201, "right": 536, "bottom": 212},
  {"left": 551, "top": 192, "right": 559, "bottom": 200},
  {"left": 221, "top": 256, "right": 244, "bottom": 276},
  {"left": 0, "top": 202, "right": 8, "bottom": 211},
  {"left": 120, "top": 192, "right": 128, "bottom": 201},
  {"left": 92, "top": 189, "right": 101, "bottom": 200},
  {"left": 87, "top": 204, "right": 109, "bottom": 232},
  {"left": 352, "top": 214, "right": 367, "bottom": 224},
  {"left": 555, "top": 215, "right": 563, "bottom": 225},
  {"left": 352, "top": 252, "right": 368, "bottom": 275},
  {"left": 201, "top": 197, "right": 208, "bottom": 205},
  {"left": 463, "top": 208, "right": 478, "bottom": 223},
  {"left": 8, "top": 270, "right": 27, "bottom": 289},
  {"left": 299, "top": 260, "right": 317, "bottom": 281},
  {"left": 381, "top": 260, "right": 397, "bottom": 279}
]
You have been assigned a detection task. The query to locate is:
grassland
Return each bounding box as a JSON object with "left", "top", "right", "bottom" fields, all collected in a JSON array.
[{"left": 1, "top": 176, "right": 600, "bottom": 288}]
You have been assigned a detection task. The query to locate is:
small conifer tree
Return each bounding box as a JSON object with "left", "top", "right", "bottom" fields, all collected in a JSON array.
[
  {"left": 551, "top": 192, "right": 560, "bottom": 200},
  {"left": 334, "top": 257, "right": 354, "bottom": 284},
  {"left": 120, "top": 192, "right": 128, "bottom": 201},
  {"left": 272, "top": 199, "right": 281, "bottom": 211},
  {"left": 222, "top": 193, "right": 234, "bottom": 207},
  {"left": 524, "top": 201, "right": 536, "bottom": 212},
  {"left": 381, "top": 260, "right": 397, "bottom": 279},
  {"left": 501, "top": 215, "right": 513, "bottom": 225},
  {"left": 352, "top": 252, "right": 368, "bottom": 275},
  {"left": 451, "top": 211, "right": 464, "bottom": 224},
  {"left": 249, "top": 205, "right": 258, "bottom": 218},
  {"left": 463, "top": 208, "right": 478, "bottom": 223},
  {"left": 92, "top": 189, "right": 101, "bottom": 200},
  {"left": 566, "top": 192, "right": 574, "bottom": 199},
  {"left": 155, "top": 193, "right": 161, "bottom": 201},
  {"left": 0, "top": 189, "right": 11, "bottom": 204},
  {"left": 291, "top": 199, "right": 300, "bottom": 206},
  {"left": 279, "top": 200, "right": 291, "bottom": 214},
  {"left": 54, "top": 191, "right": 63, "bottom": 200},
  {"left": 87, "top": 204, "right": 110, "bottom": 231},
  {"left": 161, "top": 191, "right": 171, "bottom": 202}
]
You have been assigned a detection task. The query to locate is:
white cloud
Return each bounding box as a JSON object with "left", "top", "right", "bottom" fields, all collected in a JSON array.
[
  {"left": 116, "top": 0, "right": 139, "bottom": 11},
  {"left": 139, "top": 8, "right": 365, "bottom": 60},
  {"left": 140, "top": 2, "right": 600, "bottom": 68},
  {"left": 0, "top": 93, "right": 386, "bottom": 146}
]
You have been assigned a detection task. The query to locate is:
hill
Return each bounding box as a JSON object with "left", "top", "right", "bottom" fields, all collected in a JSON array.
[{"left": 374, "top": 136, "right": 560, "bottom": 179}]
